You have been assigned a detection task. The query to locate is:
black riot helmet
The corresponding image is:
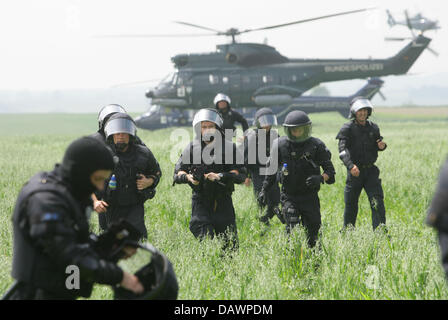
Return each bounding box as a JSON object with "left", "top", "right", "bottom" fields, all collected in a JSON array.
[
  {"left": 254, "top": 108, "right": 278, "bottom": 129},
  {"left": 192, "top": 108, "right": 224, "bottom": 140},
  {"left": 113, "top": 243, "right": 179, "bottom": 300},
  {"left": 349, "top": 97, "right": 373, "bottom": 119},
  {"left": 98, "top": 104, "right": 127, "bottom": 131},
  {"left": 104, "top": 113, "right": 137, "bottom": 141},
  {"left": 283, "top": 110, "right": 312, "bottom": 143}
]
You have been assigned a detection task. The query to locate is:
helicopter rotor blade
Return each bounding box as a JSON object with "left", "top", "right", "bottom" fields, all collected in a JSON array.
[
  {"left": 378, "top": 90, "right": 386, "bottom": 101},
  {"left": 426, "top": 46, "right": 439, "bottom": 57},
  {"left": 93, "top": 33, "right": 216, "bottom": 38},
  {"left": 239, "top": 7, "right": 376, "bottom": 34},
  {"left": 110, "top": 78, "right": 162, "bottom": 88},
  {"left": 384, "top": 37, "right": 412, "bottom": 41},
  {"left": 404, "top": 10, "right": 416, "bottom": 38},
  {"left": 173, "top": 21, "right": 222, "bottom": 33}
]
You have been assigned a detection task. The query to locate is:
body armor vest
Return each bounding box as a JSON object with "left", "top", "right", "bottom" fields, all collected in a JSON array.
[
  {"left": 347, "top": 121, "right": 380, "bottom": 166},
  {"left": 278, "top": 137, "right": 321, "bottom": 194},
  {"left": 104, "top": 144, "right": 154, "bottom": 206},
  {"left": 11, "top": 170, "right": 93, "bottom": 298}
]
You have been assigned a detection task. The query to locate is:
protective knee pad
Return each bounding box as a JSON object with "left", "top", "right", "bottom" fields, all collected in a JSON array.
[{"left": 284, "top": 206, "right": 300, "bottom": 226}]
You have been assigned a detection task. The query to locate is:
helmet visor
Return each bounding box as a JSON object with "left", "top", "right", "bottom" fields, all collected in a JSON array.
[
  {"left": 104, "top": 118, "right": 136, "bottom": 139},
  {"left": 98, "top": 105, "right": 126, "bottom": 123},
  {"left": 113, "top": 242, "right": 179, "bottom": 300},
  {"left": 284, "top": 123, "right": 312, "bottom": 142},
  {"left": 255, "top": 114, "right": 278, "bottom": 128},
  {"left": 192, "top": 109, "right": 223, "bottom": 129}
]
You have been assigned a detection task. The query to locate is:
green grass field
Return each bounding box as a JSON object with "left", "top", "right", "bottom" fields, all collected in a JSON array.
[{"left": 1, "top": 107, "right": 448, "bottom": 300}]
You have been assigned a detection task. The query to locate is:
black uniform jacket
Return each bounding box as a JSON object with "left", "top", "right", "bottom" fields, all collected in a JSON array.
[
  {"left": 336, "top": 120, "right": 386, "bottom": 169},
  {"left": 173, "top": 138, "right": 246, "bottom": 199},
  {"left": 263, "top": 136, "right": 335, "bottom": 195},
  {"left": 11, "top": 165, "right": 123, "bottom": 298}
]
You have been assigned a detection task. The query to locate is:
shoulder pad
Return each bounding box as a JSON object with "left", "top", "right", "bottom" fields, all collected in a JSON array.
[
  {"left": 336, "top": 122, "right": 352, "bottom": 139},
  {"left": 134, "top": 144, "right": 151, "bottom": 157},
  {"left": 89, "top": 131, "right": 106, "bottom": 143},
  {"left": 368, "top": 120, "right": 379, "bottom": 129},
  {"left": 308, "top": 136, "right": 324, "bottom": 146},
  {"left": 277, "top": 136, "right": 288, "bottom": 145}
]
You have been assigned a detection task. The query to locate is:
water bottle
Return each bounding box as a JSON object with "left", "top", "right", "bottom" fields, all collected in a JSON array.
[
  {"left": 282, "top": 163, "right": 289, "bottom": 176},
  {"left": 108, "top": 174, "right": 117, "bottom": 191}
]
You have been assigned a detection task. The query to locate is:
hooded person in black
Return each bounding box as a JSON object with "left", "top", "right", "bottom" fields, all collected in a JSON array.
[{"left": 8, "top": 137, "right": 144, "bottom": 299}]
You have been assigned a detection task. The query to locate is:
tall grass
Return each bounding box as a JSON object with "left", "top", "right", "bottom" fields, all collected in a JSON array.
[{"left": 0, "top": 111, "right": 447, "bottom": 299}]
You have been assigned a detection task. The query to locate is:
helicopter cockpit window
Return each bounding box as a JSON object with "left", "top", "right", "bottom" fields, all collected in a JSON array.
[
  {"left": 177, "top": 72, "right": 192, "bottom": 86},
  {"left": 160, "top": 73, "right": 175, "bottom": 87},
  {"left": 150, "top": 105, "right": 160, "bottom": 113},
  {"left": 262, "top": 75, "right": 274, "bottom": 84},
  {"left": 209, "top": 74, "right": 219, "bottom": 85},
  {"left": 222, "top": 76, "right": 229, "bottom": 84},
  {"left": 172, "top": 73, "right": 178, "bottom": 86}
]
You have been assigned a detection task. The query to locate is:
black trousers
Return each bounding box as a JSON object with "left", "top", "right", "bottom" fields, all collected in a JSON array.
[
  {"left": 105, "top": 203, "right": 148, "bottom": 239},
  {"left": 251, "top": 170, "right": 280, "bottom": 220},
  {"left": 343, "top": 165, "right": 386, "bottom": 230},
  {"left": 189, "top": 194, "right": 238, "bottom": 250},
  {"left": 281, "top": 192, "right": 321, "bottom": 248}
]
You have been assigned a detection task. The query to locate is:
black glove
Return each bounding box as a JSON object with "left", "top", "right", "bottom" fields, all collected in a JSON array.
[
  {"left": 306, "top": 175, "right": 324, "bottom": 189},
  {"left": 257, "top": 190, "right": 267, "bottom": 207},
  {"left": 273, "top": 207, "right": 286, "bottom": 224},
  {"left": 146, "top": 188, "right": 156, "bottom": 199}
]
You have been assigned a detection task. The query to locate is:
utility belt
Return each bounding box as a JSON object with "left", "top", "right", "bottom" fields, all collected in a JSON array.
[{"left": 356, "top": 163, "right": 375, "bottom": 169}]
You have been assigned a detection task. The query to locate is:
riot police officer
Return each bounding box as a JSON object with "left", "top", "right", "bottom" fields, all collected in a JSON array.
[
  {"left": 214, "top": 93, "right": 249, "bottom": 136},
  {"left": 173, "top": 108, "right": 246, "bottom": 250},
  {"left": 426, "top": 157, "right": 448, "bottom": 278},
  {"left": 7, "top": 137, "right": 144, "bottom": 299},
  {"left": 90, "top": 104, "right": 127, "bottom": 143},
  {"left": 92, "top": 113, "right": 162, "bottom": 239},
  {"left": 259, "top": 110, "right": 335, "bottom": 248},
  {"left": 336, "top": 97, "right": 387, "bottom": 230},
  {"left": 89, "top": 104, "right": 146, "bottom": 230},
  {"left": 244, "top": 108, "right": 281, "bottom": 225}
]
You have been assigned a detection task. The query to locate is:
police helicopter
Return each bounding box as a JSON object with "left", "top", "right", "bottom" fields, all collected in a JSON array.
[
  {"left": 385, "top": 9, "right": 439, "bottom": 56},
  {"left": 386, "top": 9, "right": 440, "bottom": 34},
  {"left": 98, "top": 8, "right": 433, "bottom": 130}
]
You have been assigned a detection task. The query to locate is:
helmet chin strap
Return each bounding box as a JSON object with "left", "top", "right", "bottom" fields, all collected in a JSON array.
[{"left": 115, "top": 142, "right": 129, "bottom": 152}]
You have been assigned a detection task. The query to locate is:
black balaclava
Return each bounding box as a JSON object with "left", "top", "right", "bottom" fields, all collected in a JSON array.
[{"left": 61, "top": 137, "right": 115, "bottom": 202}]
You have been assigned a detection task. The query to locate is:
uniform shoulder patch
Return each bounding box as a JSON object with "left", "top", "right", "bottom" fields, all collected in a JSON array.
[{"left": 40, "top": 212, "right": 62, "bottom": 222}]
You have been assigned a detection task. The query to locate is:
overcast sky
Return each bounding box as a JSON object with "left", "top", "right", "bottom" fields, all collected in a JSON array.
[{"left": 0, "top": 0, "right": 446, "bottom": 90}]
